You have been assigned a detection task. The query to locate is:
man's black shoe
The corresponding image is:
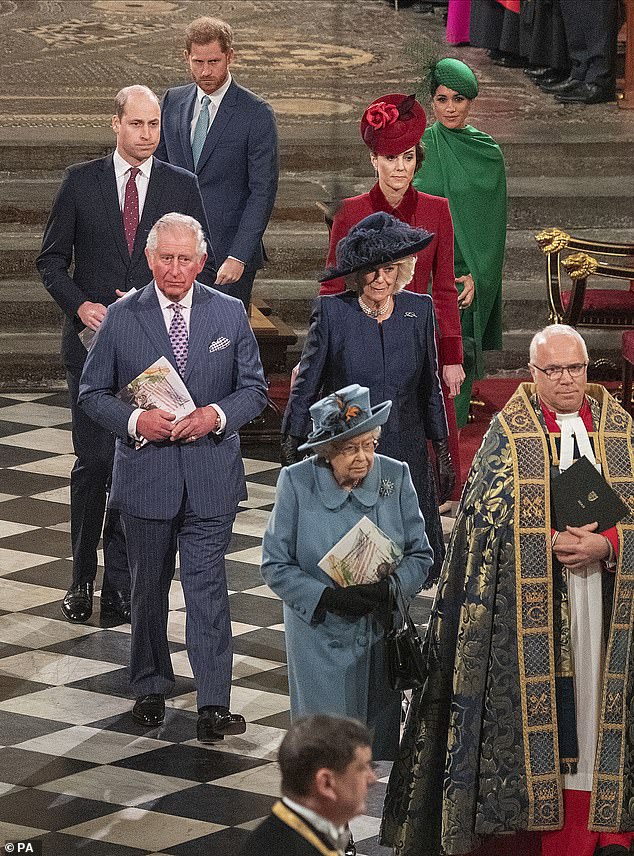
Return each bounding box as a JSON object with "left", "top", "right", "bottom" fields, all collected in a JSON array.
[
  {"left": 540, "top": 75, "right": 578, "bottom": 94},
  {"left": 197, "top": 706, "right": 247, "bottom": 743},
  {"left": 538, "top": 70, "right": 569, "bottom": 86},
  {"left": 492, "top": 54, "right": 524, "bottom": 68},
  {"left": 345, "top": 834, "right": 356, "bottom": 856},
  {"left": 100, "top": 589, "right": 131, "bottom": 626},
  {"left": 555, "top": 82, "right": 615, "bottom": 104},
  {"left": 132, "top": 694, "right": 165, "bottom": 726},
  {"left": 596, "top": 846, "right": 629, "bottom": 856},
  {"left": 61, "top": 582, "right": 93, "bottom": 623}
]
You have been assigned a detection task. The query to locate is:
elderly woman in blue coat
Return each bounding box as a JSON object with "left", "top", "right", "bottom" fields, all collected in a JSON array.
[
  {"left": 261, "top": 384, "right": 434, "bottom": 762},
  {"left": 281, "top": 213, "right": 454, "bottom": 584}
]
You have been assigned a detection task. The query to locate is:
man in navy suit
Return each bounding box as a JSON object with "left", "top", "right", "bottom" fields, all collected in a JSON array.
[
  {"left": 78, "top": 213, "right": 268, "bottom": 740},
  {"left": 37, "top": 85, "right": 216, "bottom": 627},
  {"left": 155, "top": 16, "right": 279, "bottom": 307}
]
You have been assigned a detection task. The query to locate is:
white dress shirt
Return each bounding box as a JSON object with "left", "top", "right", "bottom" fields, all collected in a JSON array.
[
  {"left": 127, "top": 284, "right": 226, "bottom": 439},
  {"left": 189, "top": 73, "right": 233, "bottom": 141},
  {"left": 113, "top": 149, "right": 152, "bottom": 216}
]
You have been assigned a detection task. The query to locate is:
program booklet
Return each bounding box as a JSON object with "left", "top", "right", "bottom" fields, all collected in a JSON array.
[
  {"left": 318, "top": 516, "right": 403, "bottom": 587},
  {"left": 117, "top": 357, "right": 196, "bottom": 445}
]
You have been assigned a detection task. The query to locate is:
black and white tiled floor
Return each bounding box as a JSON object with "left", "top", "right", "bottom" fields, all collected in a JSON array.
[{"left": 0, "top": 392, "right": 446, "bottom": 855}]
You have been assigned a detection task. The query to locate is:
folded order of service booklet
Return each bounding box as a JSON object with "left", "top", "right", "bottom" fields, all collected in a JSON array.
[{"left": 318, "top": 516, "right": 403, "bottom": 587}]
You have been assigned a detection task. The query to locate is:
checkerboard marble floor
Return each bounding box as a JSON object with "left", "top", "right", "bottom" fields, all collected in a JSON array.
[{"left": 0, "top": 391, "right": 447, "bottom": 855}]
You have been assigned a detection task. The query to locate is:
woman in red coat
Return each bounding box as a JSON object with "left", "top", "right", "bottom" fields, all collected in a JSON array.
[{"left": 320, "top": 94, "right": 465, "bottom": 496}]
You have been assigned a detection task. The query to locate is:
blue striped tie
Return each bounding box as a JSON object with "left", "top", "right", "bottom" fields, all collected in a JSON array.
[{"left": 191, "top": 95, "right": 211, "bottom": 168}]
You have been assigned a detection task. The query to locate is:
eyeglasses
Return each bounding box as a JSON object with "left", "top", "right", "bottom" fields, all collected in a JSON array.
[
  {"left": 335, "top": 438, "right": 379, "bottom": 458},
  {"left": 530, "top": 362, "right": 588, "bottom": 380}
]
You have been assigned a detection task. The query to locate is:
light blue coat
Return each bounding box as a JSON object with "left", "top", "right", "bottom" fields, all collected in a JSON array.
[{"left": 261, "top": 454, "right": 433, "bottom": 759}]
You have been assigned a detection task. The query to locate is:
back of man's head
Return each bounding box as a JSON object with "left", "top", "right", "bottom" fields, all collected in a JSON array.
[
  {"left": 184, "top": 16, "right": 233, "bottom": 53},
  {"left": 279, "top": 715, "right": 371, "bottom": 799}
]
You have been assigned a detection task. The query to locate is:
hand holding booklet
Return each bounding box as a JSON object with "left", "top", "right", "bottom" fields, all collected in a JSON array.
[
  {"left": 551, "top": 455, "right": 629, "bottom": 531},
  {"left": 318, "top": 516, "right": 403, "bottom": 587},
  {"left": 117, "top": 356, "right": 196, "bottom": 448}
]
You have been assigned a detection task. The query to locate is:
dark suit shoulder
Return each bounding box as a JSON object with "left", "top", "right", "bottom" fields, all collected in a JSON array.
[
  {"left": 242, "top": 812, "right": 325, "bottom": 856},
  {"left": 64, "top": 155, "right": 112, "bottom": 177},
  {"left": 233, "top": 80, "right": 274, "bottom": 110},
  {"left": 151, "top": 157, "right": 197, "bottom": 182},
  {"left": 395, "top": 290, "right": 434, "bottom": 310},
  {"left": 193, "top": 281, "right": 244, "bottom": 308}
]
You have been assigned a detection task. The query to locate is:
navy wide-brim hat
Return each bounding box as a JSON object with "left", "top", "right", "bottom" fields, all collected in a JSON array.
[
  {"left": 318, "top": 212, "right": 434, "bottom": 283},
  {"left": 298, "top": 384, "right": 392, "bottom": 453}
]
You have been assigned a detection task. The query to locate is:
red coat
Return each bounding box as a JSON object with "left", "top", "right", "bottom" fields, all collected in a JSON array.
[{"left": 320, "top": 183, "right": 463, "bottom": 366}]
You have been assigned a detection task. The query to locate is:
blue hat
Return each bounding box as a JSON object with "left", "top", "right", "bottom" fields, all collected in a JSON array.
[
  {"left": 318, "top": 212, "right": 434, "bottom": 283},
  {"left": 298, "top": 384, "right": 392, "bottom": 453}
]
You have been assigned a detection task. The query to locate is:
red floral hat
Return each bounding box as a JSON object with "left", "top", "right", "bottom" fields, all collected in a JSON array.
[{"left": 360, "top": 93, "right": 426, "bottom": 156}]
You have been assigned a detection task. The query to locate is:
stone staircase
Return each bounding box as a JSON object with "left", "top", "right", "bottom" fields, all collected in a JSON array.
[{"left": 0, "top": 131, "right": 632, "bottom": 390}]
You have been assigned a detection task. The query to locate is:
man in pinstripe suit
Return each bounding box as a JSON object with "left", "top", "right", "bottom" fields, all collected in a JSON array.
[{"left": 78, "top": 213, "right": 268, "bottom": 740}]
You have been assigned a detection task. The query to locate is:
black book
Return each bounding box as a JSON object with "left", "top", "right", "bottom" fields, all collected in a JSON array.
[{"left": 551, "top": 455, "right": 629, "bottom": 532}]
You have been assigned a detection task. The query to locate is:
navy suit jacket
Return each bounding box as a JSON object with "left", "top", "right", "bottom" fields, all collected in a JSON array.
[
  {"left": 78, "top": 282, "right": 268, "bottom": 520},
  {"left": 156, "top": 79, "right": 279, "bottom": 270},
  {"left": 36, "top": 154, "right": 217, "bottom": 369}
]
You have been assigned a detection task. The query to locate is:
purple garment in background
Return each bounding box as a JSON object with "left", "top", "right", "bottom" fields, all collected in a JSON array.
[{"left": 446, "top": 0, "right": 471, "bottom": 44}]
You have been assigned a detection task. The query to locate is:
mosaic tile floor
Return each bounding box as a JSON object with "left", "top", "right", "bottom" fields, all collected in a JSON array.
[{"left": 0, "top": 391, "right": 447, "bottom": 855}]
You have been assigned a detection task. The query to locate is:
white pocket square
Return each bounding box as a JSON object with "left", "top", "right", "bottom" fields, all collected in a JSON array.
[{"left": 209, "top": 337, "right": 231, "bottom": 353}]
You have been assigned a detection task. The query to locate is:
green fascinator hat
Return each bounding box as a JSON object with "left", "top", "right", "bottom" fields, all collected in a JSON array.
[{"left": 430, "top": 58, "right": 479, "bottom": 100}]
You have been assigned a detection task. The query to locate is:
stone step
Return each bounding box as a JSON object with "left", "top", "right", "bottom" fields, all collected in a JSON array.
[
  {"left": 0, "top": 333, "right": 64, "bottom": 389},
  {"left": 2, "top": 169, "right": 632, "bottom": 229},
  {"left": 1, "top": 128, "right": 633, "bottom": 177},
  {"left": 4, "top": 224, "right": 633, "bottom": 293}
]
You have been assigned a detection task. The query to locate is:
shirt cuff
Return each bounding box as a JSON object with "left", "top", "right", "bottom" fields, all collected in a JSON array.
[
  {"left": 207, "top": 404, "right": 226, "bottom": 434},
  {"left": 128, "top": 408, "right": 144, "bottom": 439},
  {"left": 227, "top": 255, "right": 245, "bottom": 266}
]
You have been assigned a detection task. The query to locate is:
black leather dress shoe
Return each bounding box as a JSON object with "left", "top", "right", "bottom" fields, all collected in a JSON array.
[
  {"left": 538, "top": 70, "right": 569, "bottom": 86},
  {"left": 100, "top": 589, "right": 131, "bottom": 626},
  {"left": 540, "top": 75, "right": 578, "bottom": 94},
  {"left": 197, "top": 706, "right": 247, "bottom": 743},
  {"left": 492, "top": 53, "right": 524, "bottom": 68},
  {"left": 597, "top": 846, "right": 629, "bottom": 856},
  {"left": 61, "top": 582, "right": 93, "bottom": 623},
  {"left": 345, "top": 833, "right": 356, "bottom": 856},
  {"left": 132, "top": 694, "right": 165, "bottom": 726},
  {"left": 555, "top": 82, "right": 615, "bottom": 104}
]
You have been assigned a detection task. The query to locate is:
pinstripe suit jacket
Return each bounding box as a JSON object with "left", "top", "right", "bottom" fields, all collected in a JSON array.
[{"left": 78, "top": 281, "right": 268, "bottom": 519}]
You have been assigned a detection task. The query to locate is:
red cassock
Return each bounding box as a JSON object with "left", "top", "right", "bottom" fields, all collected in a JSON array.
[{"left": 320, "top": 182, "right": 464, "bottom": 495}]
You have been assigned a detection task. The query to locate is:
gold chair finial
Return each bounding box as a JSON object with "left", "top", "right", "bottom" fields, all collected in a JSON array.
[
  {"left": 562, "top": 252, "right": 599, "bottom": 280},
  {"left": 535, "top": 228, "right": 570, "bottom": 254}
]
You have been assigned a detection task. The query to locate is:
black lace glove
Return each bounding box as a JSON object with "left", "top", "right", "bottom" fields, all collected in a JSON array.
[
  {"left": 432, "top": 437, "right": 456, "bottom": 504},
  {"left": 318, "top": 585, "right": 377, "bottom": 617},
  {"left": 280, "top": 433, "right": 306, "bottom": 467}
]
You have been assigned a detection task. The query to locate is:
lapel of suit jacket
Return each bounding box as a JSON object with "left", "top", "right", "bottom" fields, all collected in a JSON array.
[
  {"left": 97, "top": 154, "right": 130, "bottom": 267},
  {"left": 183, "top": 282, "right": 214, "bottom": 383},
  {"left": 135, "top": 281, "right": 180, "bottom": 373},
  {"left": 178, "top": 86, "right": 197, "bottom": 172},
  {"left": 195, "top": 80, "right": 238, "bottom": 174},
  {"left": 131, "top": 158, "right": 165, "bottom": 265}
]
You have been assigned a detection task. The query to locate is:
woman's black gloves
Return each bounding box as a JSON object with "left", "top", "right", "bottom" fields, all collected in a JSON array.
[
  {"left": 432, "top": 437, "right": 456, "bottom": 504},
  {"left": 318, "top": 578, "right": 391, "bottom": 616},
  {"left": 280, "top": 433, "right": 306, "bottom": 467}
]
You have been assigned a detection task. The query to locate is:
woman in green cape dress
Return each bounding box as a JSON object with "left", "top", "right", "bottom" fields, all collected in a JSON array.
[{"left": 413, "top": 58, "right": 507, "bottom": 428}]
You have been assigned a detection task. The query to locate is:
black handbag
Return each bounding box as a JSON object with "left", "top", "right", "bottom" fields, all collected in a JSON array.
[{"left": 385, "top": 575, "right": 428, "bottom": 691}]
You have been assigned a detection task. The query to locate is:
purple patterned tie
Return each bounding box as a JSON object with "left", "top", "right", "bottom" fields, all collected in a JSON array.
[
  {"left": 123, "top": 166, "right": 140, "bottom": 255},
  {"left": 168, "top": 303, "right": 188, "bottom": 374}
]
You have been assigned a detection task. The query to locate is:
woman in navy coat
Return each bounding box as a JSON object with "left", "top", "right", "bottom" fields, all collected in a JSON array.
[
  {"left": 262, "top": 384, "right": 434, "bottom": 761},
  {"left": 281, "top": 213, "right": 453, "bottom": 582}
]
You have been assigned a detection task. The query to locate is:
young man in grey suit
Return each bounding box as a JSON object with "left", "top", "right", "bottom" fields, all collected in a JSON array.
[
  {"left": 78, "top": 213, "right": 268, "bottom": 740},
  {"left": 37, "top": 86, "right": 216, "bottom": 627},
  {"left": 155, "top": 16, "right": 279, "bottom": 307}
]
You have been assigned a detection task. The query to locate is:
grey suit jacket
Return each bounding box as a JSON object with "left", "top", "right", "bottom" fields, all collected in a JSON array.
[{"left": 78, "top": 281, "right": 268, "bottom": 519}]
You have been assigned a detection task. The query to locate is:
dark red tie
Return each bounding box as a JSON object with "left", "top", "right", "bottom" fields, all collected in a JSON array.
[{"left": 123, "top": 166, "right": 140, "bottom": 255}]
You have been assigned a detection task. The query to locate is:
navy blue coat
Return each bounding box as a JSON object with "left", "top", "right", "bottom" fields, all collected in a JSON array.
[
  {"left": 156, "top": 79, "right": 279, "bottom": 271},
  {"left": 283, "top": 289, "right": 448, "bottom": 579}
]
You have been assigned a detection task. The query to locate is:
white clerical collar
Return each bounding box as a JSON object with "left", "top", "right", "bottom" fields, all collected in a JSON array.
[
  {"left": 282, "top": 797, "right": 347, "bottom": 851},
  {"left": 555, "top": 410, "right": 595, "bottom": 471},
  {"left": 113, "top": 149, "right": 152, "bottom": 180}
]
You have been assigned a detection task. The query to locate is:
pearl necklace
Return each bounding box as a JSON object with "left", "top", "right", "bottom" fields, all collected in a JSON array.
[{"left": 358, "top": 295, "right": 392, "bottom": 318}]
